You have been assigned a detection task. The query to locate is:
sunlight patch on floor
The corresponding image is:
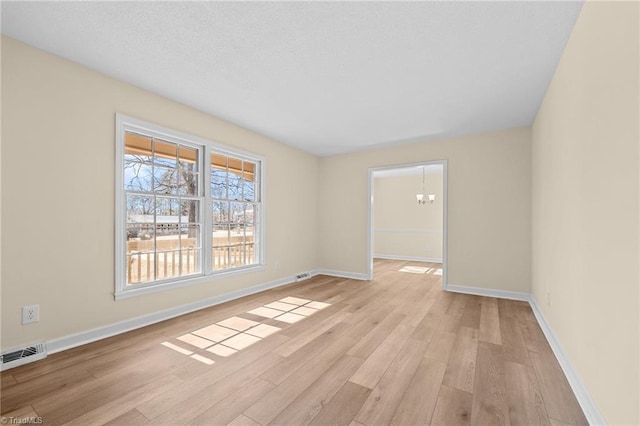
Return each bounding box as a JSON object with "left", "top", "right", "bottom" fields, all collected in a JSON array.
[
  {"left": 192, "top": 323, "right": 238, "bottom": 341},
  {"left": 246, "top": 323, "right": 281, "bottom": 338},
  {"left": 399, "top": 266, "right": 443, "bottom": 275},
  {"left": 206, "top": 344, "right": 237, "bottom": 357},
  {"left": 247, "top": 306, "right": 283, "bottom": 318},
  {"left": 160, "top": 295, "right": 331, "bottom": 365},
  {"left": 399, "top": 266, "right": 429, "bottom": 274},
  {"left": 190, "top": 354, "right": 215, "bottom": 365},
  {"left": 217, "top": 316, "right": 259, "bottom": 332},
  {"left": 274, "top": 312, "right": 306, "bottom": 324},
  {"left": 161, "top": 341, "right": 193, "bottom": 356},
  {"left": 177, "top": 333, "right": 216, "bottom": 349},
  {"left": 265, "top": 301, "right": 298, "bottom": 311}
]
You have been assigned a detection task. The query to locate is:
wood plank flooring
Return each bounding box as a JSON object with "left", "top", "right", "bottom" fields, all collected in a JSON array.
[{"left": 0, "top": 260, "right": 587, "bottom": 425}]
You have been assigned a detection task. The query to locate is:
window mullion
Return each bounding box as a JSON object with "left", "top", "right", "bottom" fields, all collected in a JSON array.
[
  {"left": 152, "top": 137, "right": 157, "bottom": 283},
  {"left": 226, "top": 160, "right": 231, "bottom": 268},
  {"left": 203, "top": 145, "right": 212, "bottom": 274},
  {"left": 256, "top": 161, "right": 263, "bottom": 264}
]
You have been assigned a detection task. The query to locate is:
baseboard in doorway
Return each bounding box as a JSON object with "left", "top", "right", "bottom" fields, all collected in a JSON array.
[
  {"left": 445, "top": 284, "right": 530, "bottom": 301},
  {"left": 374, "top": 254, "right": 442, "bottom": 263}
]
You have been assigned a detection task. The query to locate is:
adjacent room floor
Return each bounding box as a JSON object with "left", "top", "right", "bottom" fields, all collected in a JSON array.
[{"left": 0, "top": 260, "right": 587, "bottom": 425}]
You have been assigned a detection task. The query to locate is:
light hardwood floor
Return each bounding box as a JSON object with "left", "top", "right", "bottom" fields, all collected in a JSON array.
[{"left": 1, "top": 260, "right": 587, "bottom": 425}]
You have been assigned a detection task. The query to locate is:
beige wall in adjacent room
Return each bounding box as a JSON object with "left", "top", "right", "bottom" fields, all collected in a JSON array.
[
  {"left": 0, "top": 37, "right": 320, "bottom": 351},
  {"left": 373, "top": 172, "right": 443, "bottom": 261},
  {"left": 319, "top": 127, "right": 532, "bottom": 292},
  {"left": 531, "top": 2, "right": 640, "bottom": 424}
]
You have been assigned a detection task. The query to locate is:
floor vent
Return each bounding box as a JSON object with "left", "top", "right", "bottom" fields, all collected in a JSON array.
[
  {"left": 1, "top": 342, "right": 47, "bottom": 371},
  {"left": 295, "top": 272, "right": 311, "bottom": 281}
]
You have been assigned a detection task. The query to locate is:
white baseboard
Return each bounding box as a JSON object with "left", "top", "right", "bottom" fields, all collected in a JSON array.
[
  {"left": 374, "top": 254, "right": 443, "bottom": 263},
  {"left": 449, "top": 284, "right": 605, "bottom": 425},
  {"left": 45, "top": 269, "right": 361, "bottom": 357},
  {"left": 315, "top": 269, "right": 370, "bottom": 281},
  {"left": 445, "top": 284, "right": 530, "bottom": 301},
  {"left": 529, "top": 296, "right": 606, "bottom": 426},
  {"left": 46, "top": 274, "right": 300, "bottom": 355}
]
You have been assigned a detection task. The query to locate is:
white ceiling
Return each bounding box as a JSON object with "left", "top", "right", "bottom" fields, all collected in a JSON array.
[{"left": 1, "top": 1, "right": 583, "bottom": 156}]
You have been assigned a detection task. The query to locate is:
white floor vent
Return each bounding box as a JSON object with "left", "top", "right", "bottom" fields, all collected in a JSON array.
[
  {"left": 295, "top": 272, "right": 311, "bottom": 282},
  {"left": 1, "top": 342, "right": 47, "bottom": 371}
]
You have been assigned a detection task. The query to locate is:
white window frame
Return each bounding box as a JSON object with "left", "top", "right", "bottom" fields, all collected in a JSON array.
[{"left": 115, "top": 114, "right": 266, "bottom": 300}]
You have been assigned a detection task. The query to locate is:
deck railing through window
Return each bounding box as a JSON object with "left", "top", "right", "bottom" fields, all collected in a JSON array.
[{"left": 127, "top": 235, "right": 255, "bottom": 284}]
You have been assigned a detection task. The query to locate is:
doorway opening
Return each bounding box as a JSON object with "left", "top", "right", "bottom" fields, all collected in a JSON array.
[{"left": 367, "top": 160, "right": 447, "bottom": 288}]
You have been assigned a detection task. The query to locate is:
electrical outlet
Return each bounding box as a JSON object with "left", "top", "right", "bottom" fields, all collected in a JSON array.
[{"left": 22, "top": 305, "right": 39, "bottom": 325}]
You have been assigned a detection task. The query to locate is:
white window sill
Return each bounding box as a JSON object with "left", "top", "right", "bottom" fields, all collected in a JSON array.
[{"left": 114, "top": 264, "right": 267, "bottom": 300}]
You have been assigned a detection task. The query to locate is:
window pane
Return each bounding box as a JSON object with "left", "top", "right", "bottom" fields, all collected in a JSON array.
[
  {"left": 243, "top": 161, "right": 256, "bottom": 202},
  {"left": 211, "top": 154, "right": 228, "bottom": 199},
  {"left": 244, "top": 203, "right": 256, "bottom": 228},
  {"left": 211, "top": 153, "right": 227, "bottom": 169},
  {"left": 127, "top": 252, "right": 155, "bottom": 284},
  {"left": 155, "top": 222, "right": 179, "bottom": 238},
  {"left": 153, "top": 166, "right": 179, "bottom": 195},
  {"left": 250, "top": 205, "right": 260, "bottom": 264},
  {"left": 124, "top": 160, "right": 153, "bottom": 192},
  {"left": 229, "top": 239, "right": 243, "bottom": 266},
  {"left": 230, "top": 202, "right": 244, "bottom": 265},
  {"left": 155, "top": 198, "right": 180, "bottom": 267},
  {"left": 127, "top": 194, "right": 154, "bottom": 219},
  {"left": 212, "top": 200, "right": 229, "bottom": 271},
  {"left": 181, "top": 199, "right": 199, "bottom": 223},
  {"left": 125, "top": 132, "right": 152, "bottom": 159},
  {"left": 126, "top": 224, "right": 155, "bottom": 248},
  {"left": 156, "top": 250, "right": 180, "bottom": 281},
  {"left": 228, "top": 171, "right": 243, "bottom": 201},
  {"left": 156, "top": 197, "right": 180, "bottom": 222},
  {"left": 154, "top": 139, "right": 177, "bottom": 168},
  {"left": 230, "top": 202, "right": 244, "bottom": 232},
  {"left": 179, "top": 146, "right": 198, "bottom": 169},
  {"left": 244, "top": 204, "right": 256, "bottom": 259},
  {"left": 228, "top": 157, "right": 243, "bottom": 177},
  {"left": 181, "top": 248, "right": 201, "bottom": 275},
  {"left": 212, "top": 246, "right": 229, "bottom": 270},
  {"left": 181, "top": 224, "right": 201, "bottom": 249},
  {"left": 178, "top": 171, "right": 199, "bottom": 196},
  {"left": 212, "top": 201, "right": 230, "bottom": 231}
]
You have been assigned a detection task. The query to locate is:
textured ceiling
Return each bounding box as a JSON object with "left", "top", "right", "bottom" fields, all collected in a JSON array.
[{"left": 1, "top": 1, "right": 583, "bottom": 156}]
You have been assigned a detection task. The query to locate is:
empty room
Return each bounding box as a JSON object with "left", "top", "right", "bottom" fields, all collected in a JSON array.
[{"left": 1, "top": 1, "right": 638, "bottom": 425}]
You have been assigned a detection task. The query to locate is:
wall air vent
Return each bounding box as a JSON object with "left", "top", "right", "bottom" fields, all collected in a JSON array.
[
  {"left": 0, "top": 342, "right": 47, "bottom": 371},
  {"left": 295, "top": 272, "right": 311, "bottom": 282}
]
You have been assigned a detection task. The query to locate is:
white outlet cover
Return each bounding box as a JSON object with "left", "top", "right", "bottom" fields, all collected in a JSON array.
[{"left": 22, "top": 305, "right": 39, "bottom": 325}]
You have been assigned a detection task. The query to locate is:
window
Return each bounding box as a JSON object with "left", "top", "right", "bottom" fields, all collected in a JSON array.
[
  {"left": 115, "top": 114, "right": 264, "bottom": 298},
  {"left": 210, "top": 154, "right": 259, "bottom": 271}
]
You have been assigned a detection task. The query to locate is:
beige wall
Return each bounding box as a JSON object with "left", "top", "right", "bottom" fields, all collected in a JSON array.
[
  {"left": 0, "top": 37, "right": 319, "bottom": 351},
  {"left": 319, "top": 127, "right": 531, "bottom": 292},
  {"left": 373, "top": 172, "right": 443, "bottom": 261},
  {"left": 531, "top": 2, "right": 640, "bottom": 424}
]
